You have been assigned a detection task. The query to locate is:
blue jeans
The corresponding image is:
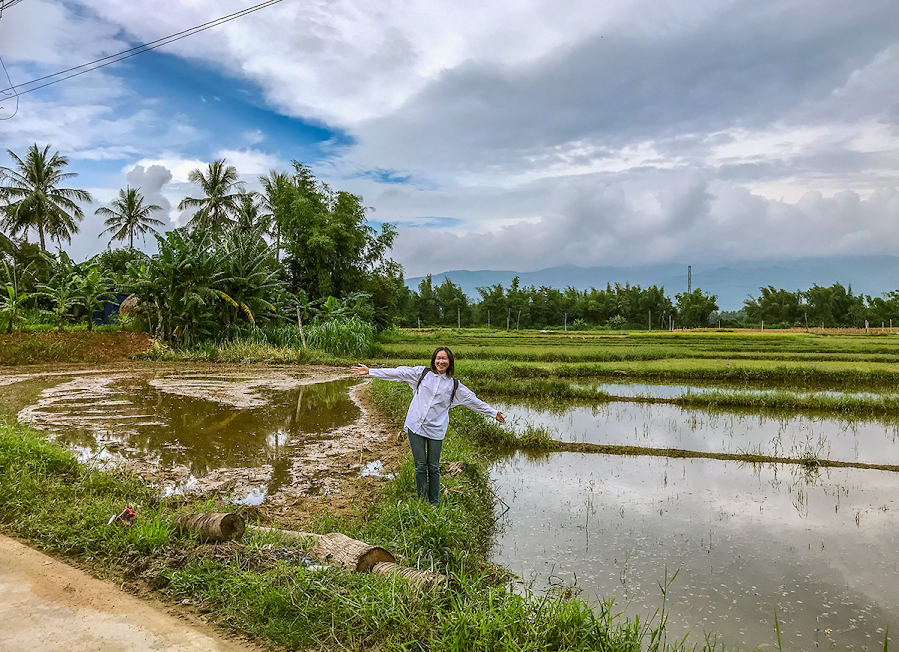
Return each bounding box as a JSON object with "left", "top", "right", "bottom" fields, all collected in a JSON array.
[{"left": 407, "top": 430, "right": 443, "bottom": 505}]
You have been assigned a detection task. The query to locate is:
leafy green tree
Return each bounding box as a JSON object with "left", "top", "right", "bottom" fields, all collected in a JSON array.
[
  {"left": 804, "top": 283, "right": 864, "bottom": 327},
  {"left": 476, "top": 283, "right": 508, "bottom": 328},
  {"left": 0, "top": 144, "right": 92, "bottom": 251},
  {"left": 866, "top": 291, "right": 899, "bottom": 326},
  {"left": 744, "top": 286, "right": 803, "bottom": 326},
  {"left": 277, "top": 162, "right": 398, "bottom": 302},
  {"left": 96, "top": 186, "right": 165, "bottom": 249},
  {"left": 675, "top": 288, "right": 718, "bottom": 328},
  {"left": 435, "top": 277, "right": 470, "bottom": 326},
  {"left": 412, "top": 275, "right": 440, "bottom": 325},
  {"left": 177, "top": 159, "right": 244, "bottom": 235}
]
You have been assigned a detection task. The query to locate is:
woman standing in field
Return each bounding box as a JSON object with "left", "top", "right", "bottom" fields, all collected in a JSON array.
[{"left": 351, "top": 347, "right": 505, "bottom": 506}]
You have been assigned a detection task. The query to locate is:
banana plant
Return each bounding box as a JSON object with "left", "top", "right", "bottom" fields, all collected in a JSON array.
[
  {"left": 72, "top": 264, "right": 114, "bottom": 331},
  {"left": 0, "top": 260, "right": 29, "bottom": 333}
]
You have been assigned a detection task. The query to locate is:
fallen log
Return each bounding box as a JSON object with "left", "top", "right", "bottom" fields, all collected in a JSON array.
[
  {"left": 310, "top": 532, "right": 395, "bottom": 572},
  {"left": 173, "top": 513, "right": 245, "bottom": 542},
  {"left": 371, "top": 562, "right": 447, "bottom": 589},
  {"left": 247, "top": 525, "right": 322, "bottom": 547}
]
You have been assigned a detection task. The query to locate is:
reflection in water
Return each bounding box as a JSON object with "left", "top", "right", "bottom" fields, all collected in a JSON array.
[
  {"left": 491, "top": 452, "right": 899, "bottom": 651},
  {"left": 499, "top": 401, "right": 899, "bottom": 465},
  {"left": 10, "top": 372, "right": 359, "bottom": 479}
]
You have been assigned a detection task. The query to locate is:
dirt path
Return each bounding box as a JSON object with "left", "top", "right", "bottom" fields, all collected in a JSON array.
[{"left": 0, "top": 533, "right": 263, "bottom": 652}]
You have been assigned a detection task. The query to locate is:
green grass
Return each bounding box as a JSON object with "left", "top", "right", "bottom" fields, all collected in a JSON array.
[{"left": 0, "top": 413, "right": 660, "bottom": 652}]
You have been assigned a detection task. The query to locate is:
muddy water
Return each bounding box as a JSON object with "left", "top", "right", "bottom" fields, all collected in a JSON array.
[
  {"left": 491, "top": 389, "right": 899, "bottom": 650},
  {"left": 0, "top": 366, "right": 360, "bottom": 500},
  {"left": 492, "top": 452, "right": 899, "bottom": 650},
  {"left": 501, "top": 400, "right": 899, "bottom": 465}
]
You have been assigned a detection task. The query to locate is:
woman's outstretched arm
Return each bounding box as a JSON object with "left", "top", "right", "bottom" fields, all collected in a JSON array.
[
  {"left": 351, "top": 364, "right": 425, "bottom": 389},
  {"left": 453, "top": 383, "right": 505, "bottom": 423}
]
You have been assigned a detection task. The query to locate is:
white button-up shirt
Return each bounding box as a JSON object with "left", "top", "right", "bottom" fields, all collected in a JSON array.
[{"left": 369, "top": 365, "right": 499, "bottom": 440}]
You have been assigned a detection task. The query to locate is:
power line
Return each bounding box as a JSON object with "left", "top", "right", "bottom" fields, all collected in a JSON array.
[
  {"left": 0, "top": 0, "right": 286, "bottom": 97},
  {"left": 0, "top": 0, "right": 21, "bottom": 119},
  {"left": 0, "top": 0, "right": 28, "bottom": 11}
]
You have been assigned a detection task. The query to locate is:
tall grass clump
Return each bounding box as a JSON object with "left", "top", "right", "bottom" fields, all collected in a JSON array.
[{"left": 306, "top": 316, "right": 377, "bottom": 357}]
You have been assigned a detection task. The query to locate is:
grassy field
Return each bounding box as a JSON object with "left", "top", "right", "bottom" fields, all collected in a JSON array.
[{"left": 365, "top": 329, "right": 899, "bottom": 414}]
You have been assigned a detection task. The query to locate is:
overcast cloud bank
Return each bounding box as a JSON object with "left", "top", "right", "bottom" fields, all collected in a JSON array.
[{"left": 0, "top": 0, "right": 897, "bottom": 275}]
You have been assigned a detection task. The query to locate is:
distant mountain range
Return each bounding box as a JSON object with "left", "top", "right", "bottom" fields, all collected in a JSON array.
[{"left": 405, "top": 256, "right": 899, "bottom": 311}]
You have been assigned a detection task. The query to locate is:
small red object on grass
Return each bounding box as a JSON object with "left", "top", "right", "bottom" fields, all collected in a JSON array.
[{"left": 107, "top": 508, "right": 136, "bottom": 527}]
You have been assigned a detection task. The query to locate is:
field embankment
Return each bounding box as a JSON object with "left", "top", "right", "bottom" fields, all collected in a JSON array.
[{"left": 0, "top": 331, "right": 151, "bottom": 366}]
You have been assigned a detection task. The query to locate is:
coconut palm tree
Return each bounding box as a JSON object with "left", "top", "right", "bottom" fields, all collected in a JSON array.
[
  {"left": 259, "top": 169, "right": 290, "bottom": 261},
  {"left": 96, "top": 186, "right": 166, "bottom": 249},
  {"left": 233, "top": 191, "right": 269, "bottom": 234},
  {"left": 0, "top": 144, "right": 92, "bottom": 251},
  {"left": 177, "top": 159, "right": 243, "bottom": 235}
]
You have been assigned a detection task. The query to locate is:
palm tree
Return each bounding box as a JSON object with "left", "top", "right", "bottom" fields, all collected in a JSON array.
[
  {"left": 259, "top": 169, "right": 290, "bottom": 261},
  {"left": 96, "top": 186, "right": 165, "bottom": 249},
  {"left": 233, "top": 191, "right": 268, "bottom": 234},
  {"left": 0, "top": 144, "right": 92, "bottom": 251},
  {"left": 177, "top": 159, "right": 243, "bottom": 234}
]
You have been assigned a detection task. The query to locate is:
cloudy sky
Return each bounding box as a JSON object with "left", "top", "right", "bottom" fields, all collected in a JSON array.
[{"left": 1, "top": 0, "right": 898, "bottom": 276}]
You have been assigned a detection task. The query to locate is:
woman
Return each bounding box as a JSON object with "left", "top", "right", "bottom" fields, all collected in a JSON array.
[{"left": 351, "top": 346, "right": 505, "bottom": 505}]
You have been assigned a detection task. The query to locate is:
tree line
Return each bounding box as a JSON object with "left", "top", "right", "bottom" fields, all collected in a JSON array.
[
  {"left": 401, "top": 274, "right": 899, "bottom": 330},
  {"left": 2, "top": 143, "right": 896, "bottom": 339},
  {"left": 0, "top": 144, "right": 405, "bottom": 348}
]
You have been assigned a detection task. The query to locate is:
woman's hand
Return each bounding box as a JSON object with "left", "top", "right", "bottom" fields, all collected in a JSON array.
[
  {"left": 496, "top": 411, "right": 505, "bottom": 424},
  {"left": 350, "top": 364, "right": 370, "bottom": 376}
]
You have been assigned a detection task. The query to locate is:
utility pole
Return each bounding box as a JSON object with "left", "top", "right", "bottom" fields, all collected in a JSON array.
[
  {"left": 687, "top": 265, "right": 691, "bottom": 294},
  {"left": 648, "top": 310, "right": 651, "bottom": 331},
  {"left": 488, "top": 310, "right": 490, "bottom": 329},
  {"left": 457, "top": 306, "right": 461, "bottom": 329},
  {"left": 507, "top": 308, "right": 511, "bottom": 330},
  {"left": 517, "top": 310, "right": 521, "bottom": 330},
  {"left": 564, "top": 312, "right": 567, "bottom": 331}
]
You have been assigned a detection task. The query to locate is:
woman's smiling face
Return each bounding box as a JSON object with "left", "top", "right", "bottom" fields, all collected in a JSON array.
[{"left": 434, "top": 350, "right": 450, "bottom": 373}]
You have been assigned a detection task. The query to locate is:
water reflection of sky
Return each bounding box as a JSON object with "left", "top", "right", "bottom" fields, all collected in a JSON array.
[
  {"left": 491, "top": 452, "right": 899, "bottom": 651},
  {"left": 8, "top": 372, "right": 359, "bottom": 476},
  {"left": 590, "top": 382, "right": 892, "bottom": 400},
  {"left": 499, "top": 401, "right": 899, "bottom": 465}
]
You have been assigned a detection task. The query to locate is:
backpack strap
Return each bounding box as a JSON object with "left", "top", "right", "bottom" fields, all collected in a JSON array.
[
  {"left": 416, "top": 367, "right": 460, "bottom": 405},
  {"left": 415, "top": 367, "right": 431, "bottom": 392}
]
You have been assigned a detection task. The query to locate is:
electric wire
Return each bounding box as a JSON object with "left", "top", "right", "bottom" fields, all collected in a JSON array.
[
  {"left": 0, "top": 2, "right": 21, "bottom": 119},
  {"left": 0, "top": 0, "right": 286, "bottom": 97}
]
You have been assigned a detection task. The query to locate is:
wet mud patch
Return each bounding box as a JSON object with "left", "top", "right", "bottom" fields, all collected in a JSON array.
[{"left": 0, "top": 364, "right": 409, "bottom": 528}]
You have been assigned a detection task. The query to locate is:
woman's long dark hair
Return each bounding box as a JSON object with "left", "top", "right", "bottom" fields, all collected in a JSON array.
[{"left": 430, "top": 346, "right": 455, "bottom": 377}]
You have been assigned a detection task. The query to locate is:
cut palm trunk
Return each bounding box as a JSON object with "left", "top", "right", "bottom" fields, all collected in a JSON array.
[
  {"left": 371, "top": 562, "right": 448, "bottom": 589},
  {"left": 310, "top": 532, "right": 395, "bottom": 572},
  {"left": 173, "top": 513, "right": 245, "bottom": 542}
]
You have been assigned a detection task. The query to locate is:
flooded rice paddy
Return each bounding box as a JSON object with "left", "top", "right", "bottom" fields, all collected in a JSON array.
[
  {"left": 500, "top": 400, "right": 899, "bottom": 465},
  {"left": 493, "top": 384, "right": 899, "bottom": 650}
]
